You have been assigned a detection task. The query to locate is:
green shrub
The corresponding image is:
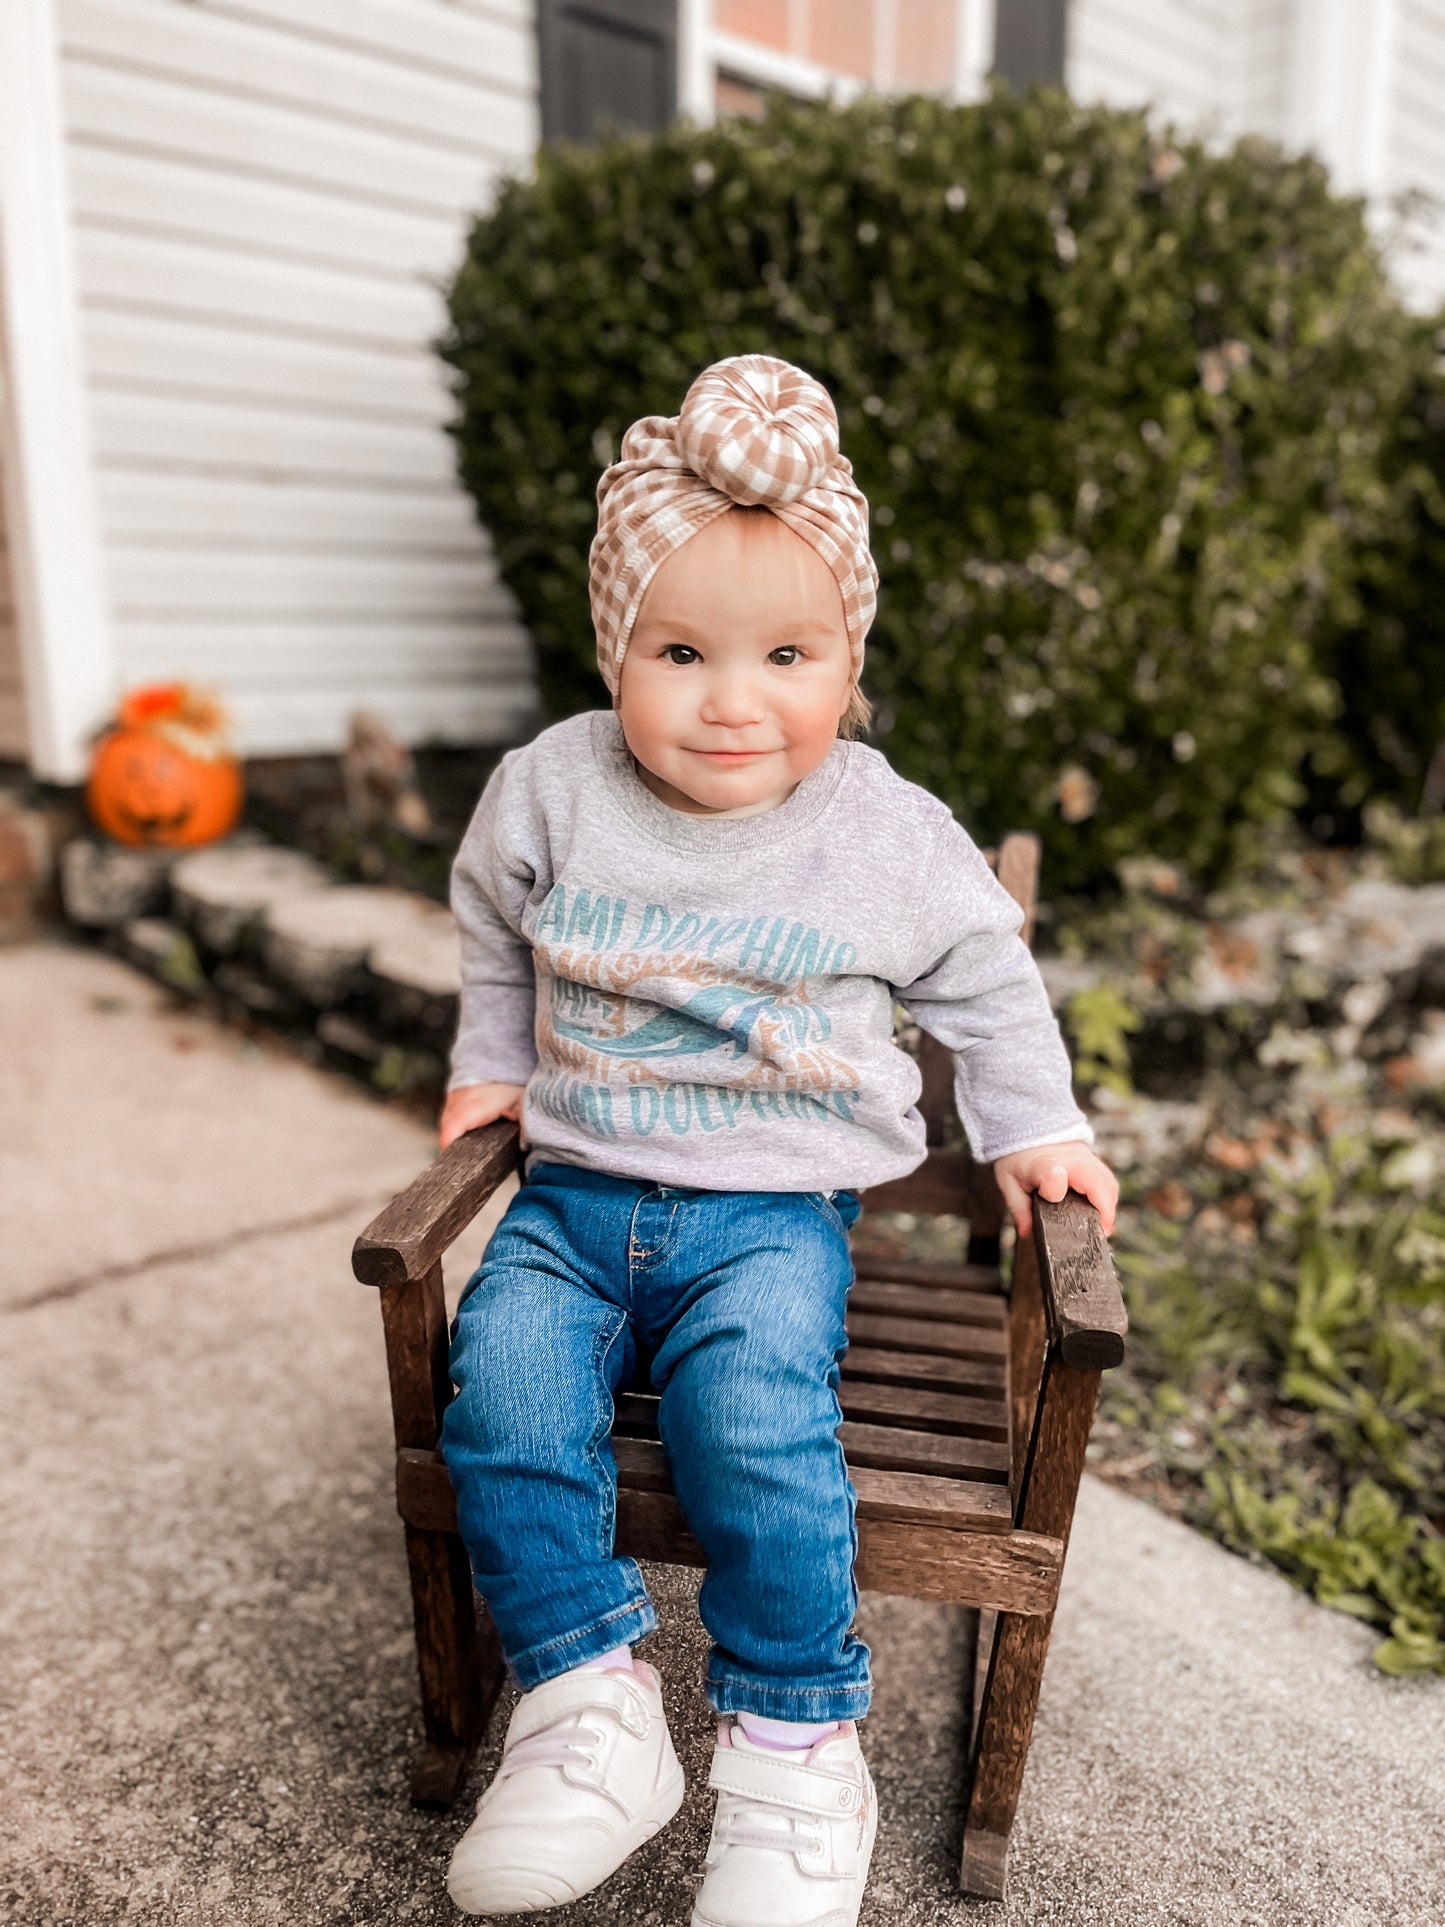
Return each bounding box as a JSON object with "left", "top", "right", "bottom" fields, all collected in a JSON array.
[
  {"left": 437, "top": 87, "right": 1415, "bottom": 888},
  {"left": 1314, "top": 318, "right": 1445, "bottom": 819}
]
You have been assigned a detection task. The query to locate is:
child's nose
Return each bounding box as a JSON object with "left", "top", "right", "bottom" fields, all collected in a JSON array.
[{"left": 699, "top": 675, "right": 765, "bottom": 726}]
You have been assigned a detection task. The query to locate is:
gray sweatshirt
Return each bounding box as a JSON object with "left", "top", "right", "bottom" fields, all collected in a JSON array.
[{"left": 449, "top": 711, "right": 1092, "bottom": 1191}]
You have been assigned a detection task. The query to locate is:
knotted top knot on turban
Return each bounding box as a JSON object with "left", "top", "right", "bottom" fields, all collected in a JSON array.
[
  {"left": 589, "top": 353, "right": 878, "bottom": 695},
  {"left": 674, "top": 356, "right": 839, "bottom": 506}
]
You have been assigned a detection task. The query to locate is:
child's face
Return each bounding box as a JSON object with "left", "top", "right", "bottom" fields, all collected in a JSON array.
[{"left": 616, "top": 508, "right": 854, "bottom": 817}]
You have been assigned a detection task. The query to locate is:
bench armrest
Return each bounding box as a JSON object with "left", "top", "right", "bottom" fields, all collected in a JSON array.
[
  {"left": 351, "top": 1120, "right": 523, "bottom": 1290},
  {"left": 1031, "top": 1190, "right": 1128, "bottom": 1369}
]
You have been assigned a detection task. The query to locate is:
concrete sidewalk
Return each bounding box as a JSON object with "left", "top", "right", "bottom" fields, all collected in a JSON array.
[{"left": 2, "top": 936, "right": 1440, "bottom": 1926}]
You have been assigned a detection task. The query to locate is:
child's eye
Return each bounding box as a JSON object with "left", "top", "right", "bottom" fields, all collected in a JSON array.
[
  {"left": 769, "top": 646, "right": 801, "bottom": 666},
  {"left": 662, "top": 644, "right": 700, "bottom": 664}
]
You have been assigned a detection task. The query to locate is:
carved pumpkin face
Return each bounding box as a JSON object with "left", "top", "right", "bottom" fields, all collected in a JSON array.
[{"left": 87, "top": 726, "right": 243, "bottom": 847}]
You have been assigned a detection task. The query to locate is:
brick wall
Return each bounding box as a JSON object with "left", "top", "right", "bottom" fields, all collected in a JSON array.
[{"left": 715, "top": 0, "right": 959, "bottom": 93}]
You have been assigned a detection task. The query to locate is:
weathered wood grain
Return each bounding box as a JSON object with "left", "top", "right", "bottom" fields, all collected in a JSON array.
[
  {"left": 352, "top": 1119, "right": 521, "bottom": 1289},
  {"left": 622, "top": 1483, "right": 1063, "bottom": 1614},
  {"left": 837, "top": 1420, "right": 1009, "bottom": 1482},
  {"left": 841, "top": 1344, "right": 1008, "bottom": 1395},
  {"left": 611, "top": 1391, "right": 1009, "bottom": 1479},
  {"left": 838, "top": 1380, "right": 1010, "bottom": 1440},
  {"left": 610, "top": 1436, "right": 1013, "bottom": 1533},
  {"left": 401, "top": 1523, "right": 494, "bottom": 1809},
  {"left": 1032, "top": 1191, "right": 1128, "bottom": 1369},
  {"left": 1007, "top": 1232, "right": 1047, "bottom": 1499},
  {"left": 846, "top": 1309, "right": 1008, "bottom": 1362},
  {"left": 961, "top": 1354, "right": 1104, "bottom": 1896},
  {"left": 848, "top": 1277, "right": 1006, "bottom": 1325},
  {"left": 378, "top": 1256, "right": 450, "bottom": 1451}
]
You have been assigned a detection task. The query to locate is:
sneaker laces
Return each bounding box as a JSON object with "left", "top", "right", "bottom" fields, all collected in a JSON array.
[
  {"left": 497, "top": 1717, "right": 605, "bottom": 1784},
  {"left": 492, "top": 1700, "right": 640, "bottom": 1816},
  {"left": 712, "top": 1793, "right": 826, "bottom": 1863}
]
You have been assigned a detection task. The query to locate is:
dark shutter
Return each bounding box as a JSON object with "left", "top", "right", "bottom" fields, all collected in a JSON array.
[
  {"left": 992, "top": 0, "right": 1068, "bottom": 86},
  {"left": 538, "top": 0, "right": 678, "bottom": 143}
]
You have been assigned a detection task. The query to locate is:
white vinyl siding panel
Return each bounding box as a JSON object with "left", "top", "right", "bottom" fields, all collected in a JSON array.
[
  {"left": 1067, "top": 0, "right": 1310, "bottom": 147},
  {"left": 1388, "top": 0, "right": 1445, "bottom": 309},
  {"left": 1230, "top": 0, "right": 1293, "bottom": 134},
  {"left": 55, "top": 0, "right": 541, "bottom": 758},
  {"left": 1067, "top": 0, "right": 1238, "bottom": 132}
]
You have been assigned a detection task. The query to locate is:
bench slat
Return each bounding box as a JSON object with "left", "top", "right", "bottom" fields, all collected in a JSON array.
[
  {"left": 847, "top": 1280, "right": 1008, "bottom": 1327},
  {"left": 842, "top": 1344, "right": 1007, "bottom": 1394},
  {"left": 846, "top": 1310, "right": 1008, "bottom": 1361},
  {"left": 851, "top": 1254, "right": 1004, "bottom": 1297},
  {"left": 838, "top": 1380, "right": 1009, "bottom": 1439},
  {"left": 609, "top": 1485, "right": 1062, "bottom": 1613},
  {"left": 607, "top": 1437, "right": 1010, "bottom": 1532},
  {"left": 839, "top": 1421, "right": 1009, "bottom": 1482},
  {"left": 610, "top": 1394, "right": 1007, "bottom": 1481},
  {"left": 395, "top": 1442, "right": 1012, "bottom": 1538}
]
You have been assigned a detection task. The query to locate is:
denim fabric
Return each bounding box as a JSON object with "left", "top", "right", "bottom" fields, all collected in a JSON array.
[{"left": 441, "top": 1159, "right": 872, "bottom": 1721}]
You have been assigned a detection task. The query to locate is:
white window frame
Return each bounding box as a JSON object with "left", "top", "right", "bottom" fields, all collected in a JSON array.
[
  {"left": 0, "top": 0, "right": 116, "bottom": 781},
  {"left": 678, "top": 0, "right": 997, "bottom": 124}
]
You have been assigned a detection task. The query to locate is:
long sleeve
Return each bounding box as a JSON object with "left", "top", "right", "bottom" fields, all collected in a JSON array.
[
  {"left": 892, "top": 813, "right": 1093, "bottom": 1163},
  {"left": 447, "top": 756, "right": 540, "bottom": 1091}
]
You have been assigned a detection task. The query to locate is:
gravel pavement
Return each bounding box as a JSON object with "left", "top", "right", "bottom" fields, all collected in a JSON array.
[{"left": 2, "top": 936, "right": 1440, "bottom": 1926}]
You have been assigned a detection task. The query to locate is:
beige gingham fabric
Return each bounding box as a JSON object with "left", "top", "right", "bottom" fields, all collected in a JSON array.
[{"left": 589, "top": 355, "right": 879, "bottom": 694}]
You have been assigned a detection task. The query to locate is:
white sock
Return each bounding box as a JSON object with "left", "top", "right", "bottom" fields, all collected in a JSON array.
[
  {"left": 576, "top": 1644, "right": 635, "bottom": 1674},
  {"left": 735, "top": 1711, "right": 842, "bottom": 1753}
]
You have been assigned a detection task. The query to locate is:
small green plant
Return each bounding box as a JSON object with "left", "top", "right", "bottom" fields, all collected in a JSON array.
[
  {"left": 1064, "top": 983, "right": 1142, "bottom": 1093},
  {"left": 155, "top": 929, "right": 207, "bottom": 996},
  {"left": 1362, "top": 798, "right": 1445, "bottom": 884},
  {"left": 1105, "top": 1130, "right": 1445, "bottom": 1675}
]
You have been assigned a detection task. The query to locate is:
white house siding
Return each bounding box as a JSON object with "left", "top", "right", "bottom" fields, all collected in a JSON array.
[
  {"left": 53, "top": 0, "right": 542, "bottom": 759},
  {"left": 1387, "top": 0, "right": 1445, "bottom": 311},
  {"left": 1066, "top": 0, "right": 1295, "bottom": 141},
  {"left": 0, "top": 464, "right": 25, "bottom": 761},
  {"left": 1229, "top": 0, "right": 1293, "bottom": 135},
  {"left": 1067, "top": 0, "right": 1242, "bottom": 133}
]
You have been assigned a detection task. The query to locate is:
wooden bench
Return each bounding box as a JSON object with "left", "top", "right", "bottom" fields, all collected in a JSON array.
[{"left": 351, "top": 831, "right": 1127, "bottom": 1900}]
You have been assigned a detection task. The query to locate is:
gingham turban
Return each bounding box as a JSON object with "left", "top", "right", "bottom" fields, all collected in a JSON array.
[{"left": 589, "top": 354, "right": 878, "bottom": 695}]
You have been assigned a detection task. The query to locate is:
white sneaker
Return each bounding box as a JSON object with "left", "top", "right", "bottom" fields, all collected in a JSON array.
[
  {"left": 447, "top": 1661, "right": 685, "bottom": 1915},
  {"left": 691, "top": 1720, "right": 877, "bottom": 1927}
]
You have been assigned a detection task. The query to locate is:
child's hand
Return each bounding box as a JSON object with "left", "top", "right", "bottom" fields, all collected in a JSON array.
[
  {"left": 992, "top": 1141, "right": 1118, "bottom": 1240},
  {"left": 439, "top": 1081, "right": 527, "bottom": 1152}
]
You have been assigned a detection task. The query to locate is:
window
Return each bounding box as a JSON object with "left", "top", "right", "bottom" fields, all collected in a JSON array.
[
  {"left": 538, "top": 0, "right": 679, "bottom": 142},
  {"left": 991, "top": 0, "right": 1066, "bottom": 88}
]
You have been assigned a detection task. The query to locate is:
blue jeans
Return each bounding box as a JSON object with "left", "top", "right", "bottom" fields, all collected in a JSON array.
[{"left": 440, "top": 1159, "right": 871, "bottom": 1722}]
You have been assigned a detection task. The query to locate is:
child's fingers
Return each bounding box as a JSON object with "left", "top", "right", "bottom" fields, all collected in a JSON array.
[
  {"left": 995, "top": 1167, "right": 1032, "bottom": 1239},
  {"left": 1053, "top": 1161, "right": 1119, "bottom": 1235},
  {"left": 1079, "top": 1166, "right": 1119, "bottom": 1235},
  {"left": 1038, "top": 1159, "right": 1070, "bottom": 1204}
]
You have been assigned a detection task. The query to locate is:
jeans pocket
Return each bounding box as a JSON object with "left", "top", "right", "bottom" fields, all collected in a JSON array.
[{"left": 803, "top": 1188, "right": 857, "bottom": 1234}]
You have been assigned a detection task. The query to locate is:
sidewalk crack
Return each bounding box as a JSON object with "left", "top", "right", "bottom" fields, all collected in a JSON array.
[{"left": 5, "top": 1193, "right": 396, "bottom": 1315}]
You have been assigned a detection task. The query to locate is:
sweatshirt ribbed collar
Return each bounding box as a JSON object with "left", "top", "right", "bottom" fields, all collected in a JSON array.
[{"left": 589, "top": 710, "right": 851, "bottom": 853}]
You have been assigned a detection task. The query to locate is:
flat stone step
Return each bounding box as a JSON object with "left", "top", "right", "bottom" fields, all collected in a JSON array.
[
  {"left": 263, "top": 886, "right": 447, "bottom": 1007},
  {"left": 58, "top": 838, "right": 174, "bottom": 929},
  {"left": 368, "top": 917, "right": 461, "bottom": 999},
  {"left": 172, "top": 843, "right": 331, "bottom": 954}
]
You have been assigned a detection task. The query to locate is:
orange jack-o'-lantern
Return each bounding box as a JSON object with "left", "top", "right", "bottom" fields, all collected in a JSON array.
[{"left": 86, "top": 684, "right": 243, "bottom": 847}]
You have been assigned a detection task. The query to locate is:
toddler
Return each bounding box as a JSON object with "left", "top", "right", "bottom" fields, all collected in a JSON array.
[{"left": 437, "top": 355, "right": 1117, "bottom": 1923}]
